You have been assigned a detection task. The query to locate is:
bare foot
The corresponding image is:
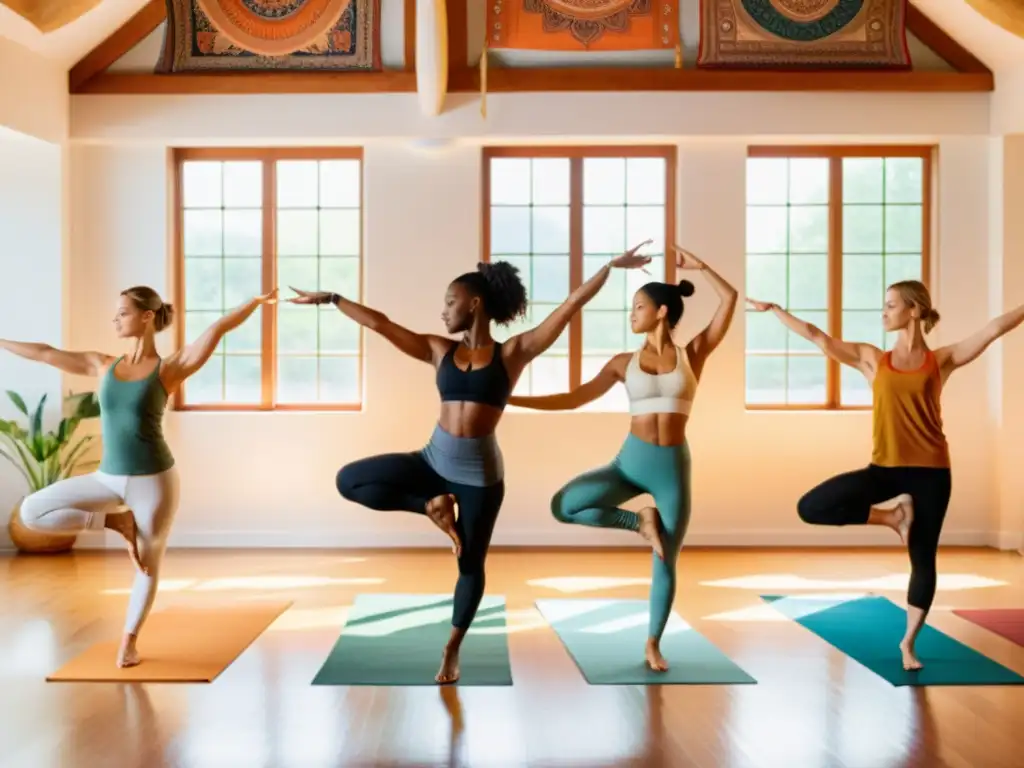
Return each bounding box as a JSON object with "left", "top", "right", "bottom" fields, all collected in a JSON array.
[
  {"left": 117, "top": 636, "right": 141, "bottom": 668},
  {"left": 645, "top": 639, "right": 669, "bottom": 672},
  {"left": 436, "top": 646, "right": 460, "bottom": 684},
  {"left": 637, "top": 506, "right": 665, "bottom": 560},
  {"left": 892, "top": 494, "right": 914, "bottom": 545},
  {"left": 900, "top": 640, "right": 923, "bottom": 671},
  {"left": 104, "top": 511, "right": 147, "bottom": 575},
  {"left": 425, "top": 494, "right": 461, "bottom": 557}
]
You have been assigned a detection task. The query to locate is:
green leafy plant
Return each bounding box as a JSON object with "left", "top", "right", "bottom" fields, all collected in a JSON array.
[{"left": 0, "top": 390, "right": 101, "bottom": 492}]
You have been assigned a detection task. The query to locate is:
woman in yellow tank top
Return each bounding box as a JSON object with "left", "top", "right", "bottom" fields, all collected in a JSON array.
[{"left": 748, "top": 280, "right": 1024, "bottom": 672}]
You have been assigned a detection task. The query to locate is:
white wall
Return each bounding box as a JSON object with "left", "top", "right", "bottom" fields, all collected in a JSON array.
[
  {"left": 0, "top": 36, "right": 67, "bottom": 143},
  {"left": 66, "top": 131, "right": 999, "bottom": 550}
]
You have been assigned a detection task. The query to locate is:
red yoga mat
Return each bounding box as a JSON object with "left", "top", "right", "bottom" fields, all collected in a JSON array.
[{"left": 953, "top": 609, "right": 1024, "bottom": 647}]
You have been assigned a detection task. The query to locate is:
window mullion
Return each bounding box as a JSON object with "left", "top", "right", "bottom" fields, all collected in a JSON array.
[
  {"left": 569, "top": 156, "right": 583, "bottom": 390},
  {"left": 827, "top": 155, "right": 843, "bottom": 409},
  {"left": 261, "top": 158, "right": 276, "bottom": 410}
]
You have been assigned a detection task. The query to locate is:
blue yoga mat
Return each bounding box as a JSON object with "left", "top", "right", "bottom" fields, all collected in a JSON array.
[
  {"left": 536, "top": 598, "right": 756, "bottom": 685},
  {"left": 312, "top": 594, "right": 513, "bottom": 686},
  {"left": 762, "top": 594, "right": 1024, "bottom": 687}
]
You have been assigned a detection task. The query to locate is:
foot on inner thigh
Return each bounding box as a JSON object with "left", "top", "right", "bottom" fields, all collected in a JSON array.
[
  {"left": 892, "top": 493, "right": 914, "bottom": 545},
  {"left": 636, "top": 506, "right": 665, "bottom": 560},
  {"left": 645, "top": 637, "right": 669, "bottom": 672},
  {"left": 425, "top": 494, "right": 461, "bottom": 558},
  {"left": 104, "top": 510, "right": 147, "bottom": 575},
  {"left": 117, "top": 634, "right": 141, "bottom": 668},
  {"left": 436, "top": 644, "right": 460, "bottom": 684},
  {"left": 900, "top": 639, "right": 923, "bottom": 671}
]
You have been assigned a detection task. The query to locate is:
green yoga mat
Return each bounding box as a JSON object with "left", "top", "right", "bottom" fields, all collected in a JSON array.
[
  {"left": 762, "top": 594, "right": 1024, "bottom": 687},
  {"left": 535, "top": 599, "right": 756, "bottom": 685},
  {"left": 312, "top": 594, "right": 513, "bottom": 686}
]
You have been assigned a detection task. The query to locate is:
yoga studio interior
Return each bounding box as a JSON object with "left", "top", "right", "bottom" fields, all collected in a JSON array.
[{"left": 3, "top": 0, "right": 1024, "bottom": 766}]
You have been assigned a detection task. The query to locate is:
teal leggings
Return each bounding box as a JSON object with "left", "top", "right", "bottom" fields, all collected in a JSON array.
[{"left": 550, "top": 433, "right": 691, "bottom": 641}]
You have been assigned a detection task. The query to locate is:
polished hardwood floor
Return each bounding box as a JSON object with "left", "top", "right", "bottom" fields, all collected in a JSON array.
[{"left": 1, "top": 546, "right": 1022, "bottom": 767}]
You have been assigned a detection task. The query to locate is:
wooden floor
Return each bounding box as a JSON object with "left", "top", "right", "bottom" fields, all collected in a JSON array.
[{"left": 1, "top": 547, "right": 1023, "bottom": 767}]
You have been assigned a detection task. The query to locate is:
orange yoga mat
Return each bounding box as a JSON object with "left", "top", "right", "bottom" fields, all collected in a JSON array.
[{"left": 46, "top": 602, "right": 291, "bottom": 682}]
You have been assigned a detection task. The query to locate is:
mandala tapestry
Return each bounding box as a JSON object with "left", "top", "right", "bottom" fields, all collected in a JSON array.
[
  {"left": 487, "top": 0, "right": 679, "bottom": 51},
  {"left": 697, "top": 0, "right": 910, "bottom": 68},
  {"left": 156, "top": 0, "right": 381, "bottom": 72}
]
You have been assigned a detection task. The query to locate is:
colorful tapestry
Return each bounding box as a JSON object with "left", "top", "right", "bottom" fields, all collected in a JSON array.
[
  {"left": 156, "top": 0, "right": 381, "bottom": 72},
  {"left": 487, "top": 0, "right": 680, "bottom": 51},
  {"left": 697, "top": 0, "right": 910, "bottom": 68}
]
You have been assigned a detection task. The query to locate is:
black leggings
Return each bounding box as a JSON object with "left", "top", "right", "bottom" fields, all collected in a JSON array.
[
  {"left": 336, "top": 452, "right": 505, "bottom": 630},
  {"left": 797, "top": 464, "right": 952, "bottom": 611}
]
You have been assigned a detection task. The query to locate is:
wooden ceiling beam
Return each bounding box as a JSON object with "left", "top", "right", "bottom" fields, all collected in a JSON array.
[{"left": 69, "top": 0, "right": 165, "bottom": 92}]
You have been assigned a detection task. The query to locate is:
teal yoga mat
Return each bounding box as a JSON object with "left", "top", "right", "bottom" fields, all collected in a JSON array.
[
  {"left": 312, "top": 594, "right": 513, "bottom": 686},
  {"left": 762, "top": 594, "right": 1024, "bottom": 687},
  {"left": 535, "top": 598, "right": 756, "bottom": 685}
]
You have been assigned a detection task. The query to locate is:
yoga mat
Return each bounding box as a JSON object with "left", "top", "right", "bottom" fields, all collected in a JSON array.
[
  {"left": 47, "top": 602, "right": 291, "bottom": 682},
  {"left": 312, "top": 593, "right": 513, "bottom": 686},
  {"left": 762, "top": 594, "right": 1024, "bottom": 687},
  {"left": 535, "top": 598, "right": 756, "bottom": 685},
  {"left": 954, "top": 609, "right": 1024, "bottom": 647}
]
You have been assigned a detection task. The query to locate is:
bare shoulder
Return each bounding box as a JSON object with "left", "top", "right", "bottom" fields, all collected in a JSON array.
[{"left": 606, "top": 352, "right": 631, "bottom": 379}]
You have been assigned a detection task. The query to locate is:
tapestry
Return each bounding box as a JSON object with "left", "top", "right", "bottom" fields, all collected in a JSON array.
[
  {"left": 697, "top": 0, "right": 910, "bottom": 68},
  {"left": 156, "top": 0, "right": 381, "bottom": 73},
  {"left": 486, "top": 0, "right": 680, "bottom": 51}
]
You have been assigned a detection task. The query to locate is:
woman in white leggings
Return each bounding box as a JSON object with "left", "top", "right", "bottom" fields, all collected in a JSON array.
[{"left": 1, "top": 285, "right": 277, "bottom": 667}]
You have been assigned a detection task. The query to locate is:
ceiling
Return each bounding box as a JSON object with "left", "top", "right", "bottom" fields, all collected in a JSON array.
[{"left": 1, "top": 0, "right": 1023, "bottom": 74}]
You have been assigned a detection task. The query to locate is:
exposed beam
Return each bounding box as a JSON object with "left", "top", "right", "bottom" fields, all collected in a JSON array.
[
  {"left": 404, "top": 0, "right": 415, "bottom": 73},
  {"left": 906, "top": 2, "right": 990, "bottom": 74},
  {"left": 69, "top": 0, "right": 165, "bottom": 92},
  {"left": 75, "top": 71, "right": 417, "bottom": 94},
  {"left": 450, "top": 67, "right": 993, "bottom": 93}
]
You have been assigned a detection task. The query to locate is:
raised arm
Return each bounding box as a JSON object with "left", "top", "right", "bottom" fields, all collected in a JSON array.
[
  {"left": 937, "top": 302, "right": 1024, "bottom": 373},
  {"left": 0, "top": 339, "right": 114, "bottom": 377},
  {"left": 162, "top": 291, "right": 276, "bottom": 390},
  {"left": 674, "top": 247, "right": 738, "bottom": 375},
  {"left": 746, "top": 298, "right": 882, "bottom": 375},
  {"left": 508, "top": 354, "right": 629, "bottom": 411},
  {"left": 288, "top": 287, "right": 451, "bottom": 366},
  {"left": 504, "top": 241, "right": 653, "bottom": 368}
]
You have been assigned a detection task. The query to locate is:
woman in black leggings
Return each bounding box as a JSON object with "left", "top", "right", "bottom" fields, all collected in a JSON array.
[
  {"left": 287, "top": 241, "right": 651, "bottom": 683},
  {"left": 748, "top": 280, "right": 1024, "bottom": 671}
]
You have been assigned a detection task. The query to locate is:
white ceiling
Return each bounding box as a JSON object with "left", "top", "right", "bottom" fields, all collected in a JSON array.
[{"left": 0, "top": 0, "right": 1022, "bottom": 73}]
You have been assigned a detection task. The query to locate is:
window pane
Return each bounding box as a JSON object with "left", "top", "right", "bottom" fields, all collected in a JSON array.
[
  {"left": 320, "top": 257, "right": 360, "bottom": 297},
  {"left": 885, "top": 205, "right": 922, "bottom": 253},
  {"left": 223, "top": 258, "right": 262, "bottom": 308},
  {"left": 584, "top": 206, "right": 626, "bottom": 254},
  {"left": 278, "top": 210, "right": 319, "bottom": 256},
  {"left": 788, "top": 254, "right": 827, "bottom": 310},
  {"left": 532, "top": 207, "right": 570, "bottom": 254},
  {"left": 885, "top": 253, "right": 922, "bottom": 286},
  {"left": 526, "top": 355, "right": 570, "bottom": 395},
  {"left": 320, "top": 312, "right": 360, "bottom": 354},
  {"left": 182, "top": 161, "right": 223, "bottom": 208},
  {"left": 185, "top": 258, "right": 223, "bottom": 311},
  {"left": 746, "top": 310, "right": 787, "bottom": 353},
  {"left": 582, "top": 310, "right": 628, "bottom": 355},
  {"left": 224, "top": 355, "right": 261, "bottom": 404},
  {"left": 222, "top": 210, "right": 261, "bottom": 257},
  {"left": 491, "top": 206, "right": 531, "bottom": 254},
  {"left": 584, "top": 255, "right": 627, "bottom": 310},
  {"left": 789, "top": 206, "right": 828, "bottom": 253},
  {"left": 583, "top": 158, "right": 626, "bottom": 205},
  {"left": 747, "top": 158, "right": 788, "bottom": 205},
  {"left": 843, "top": 205, "right": 883, "bottom": 253},
  {"left": 490, "top": 158, "right": 531, "bottom": 205},
  {"left": 277, "top": 356, "right": 318, "bottom": 402},
  {"left": 319, "top": 159, "right": 360, "bottom": 208},
  {"left": 532, "top": 158, "right": 570, "bottom": 205},
  {"left": 884, "top": 157, "right": 923, "bottom": 204},
  {"left": 224, "top": 313, "right": 261, "bottom": 354},
  {"left": 277, "top": 160, "right": 319, "bottom": 208},
  {"left": 843, "top": 157, "right": 883, "bottom": 204},
  {"left": 841, "top": 365, "right": 872, "bottom": 406},
  {"left": 278, "top": 257, "right": 318, "bottom": 294},
  {"left": 277, "top": 306, "right": 318, "bottom": 354},
  {"left": 183, "top": 210, "right": 222, "bottom": 257},
  {"left": 319, "top": 209, "right": 361, "bottom": 256},
  {"left": 842, "top": 310, "right": 884, "bottom": 347},
  {"left": 788, "top": 158, "right": 829, "bottom": 205},
  {"left": 626, "top": 158, "right": 666, "bottom": 205},
  {"left": 745, "top": 356, "right": 786, "bottom": 405},
  {"left": 626, "top": 206, "right": 665, "bottom": 254},
  {"left": 319, "top": 356, "right": 360, "bottom": 403},
  {"left": 747, "top": 206, "right": 788, "bottom": 254},
  {"left": 787, "top": 355, "right": 827, "bottom": 404},
  {"left": 223, "top": 162, "right": 262, "bottom": 208},
  {"left": 843, "top": 254, "right": 883, "bottom": 311},
  {"left": 531, "top": 255, "right": 570, "bottom": 304},
  {"left": 184, "top": 356, "right": 224, "bottom": 404},
  {"left": 747, "top": 253, "right": 787, "bottom": 302}
]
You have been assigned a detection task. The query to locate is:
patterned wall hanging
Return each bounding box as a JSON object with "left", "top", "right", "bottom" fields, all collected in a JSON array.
[
  {"left": 697, "top": 0, "right": 910, "bottom": 69},
  {"left": 486, "top": 1, "right": 680, "bottom": 51},
  {"left": 156, "top": 0, "right": 381, "bottom": 73}
]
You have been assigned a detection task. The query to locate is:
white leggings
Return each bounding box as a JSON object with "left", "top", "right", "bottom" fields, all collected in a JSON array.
[{"left": 20, "top": 467, "right": 180, "bottom": 636}]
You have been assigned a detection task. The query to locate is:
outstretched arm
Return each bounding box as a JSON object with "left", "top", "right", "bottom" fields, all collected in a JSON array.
[
  {"left": 505, "top": 241, "right": 652, "bottom": 368},
  {"left": 0, "top": 339, "right": 114, "bottom": 377},
  {"left": 675, "top": 248, "right": 738, "bottom": 376},
  {"left": 288, "top": 288, "right": 451, "bottom": 366},
  {"left": 938, "top": 303, "right": 1024, "bottom": 373},
  {"left": 508, "top": 354, "right": 628, "bottom": 411},
  {"left": 162, "top": 292, "right": 276, "bottom": 390},
  {"left": 746, "top": 299, "right": 882, "bottom": 375}
]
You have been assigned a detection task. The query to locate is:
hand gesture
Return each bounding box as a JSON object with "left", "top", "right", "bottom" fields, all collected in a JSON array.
[
  {"left": 673, "top": 245, "right": 705, "bottom": 271},
  {"left": 255, "top": 288, "right": 279, "bottom": 305},
  {"left": 609, "top": 239, "right": 654, "bottom": 271},
  {"left": 745, "top": 297, "right": 777, "bottom": 312},
  {"left": 286, "top": 287, "right": 334, "bottom": 306}
]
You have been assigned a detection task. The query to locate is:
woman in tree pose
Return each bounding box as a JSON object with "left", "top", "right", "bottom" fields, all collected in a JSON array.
[
  {"left": 287, "top": 241, "right": 652, "bottom": 684},
  {"left": 507, "top": 246, "right": 738, "bottom": 672},
  {"left": 1, "top": 286, "right": 277, "bottom": 667},
  {"left": 747, "top": 279, "right": 1024, "bottom": 671}
]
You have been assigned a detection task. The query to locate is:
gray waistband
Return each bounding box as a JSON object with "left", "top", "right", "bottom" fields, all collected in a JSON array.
[{"left": 421, "top": 424, "right": 504, "bottom": 487}]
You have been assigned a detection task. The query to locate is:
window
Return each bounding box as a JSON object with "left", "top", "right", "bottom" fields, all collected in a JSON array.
[
  {"left": 174, "top": 148, "right": 363, "bottom": 411},
  {"left": 745, "top": 146, "right": 932, "bottom": 409},
  {"left": 482, "top": 147, "right": 676, "bottom": 410}
]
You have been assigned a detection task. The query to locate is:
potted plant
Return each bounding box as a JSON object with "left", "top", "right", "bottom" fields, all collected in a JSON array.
[{"left": 1, "top": 390, "right": 101, "bottom": 554}]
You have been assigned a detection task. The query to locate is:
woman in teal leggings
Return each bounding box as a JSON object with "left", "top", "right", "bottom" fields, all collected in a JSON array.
[{"left": 509, "top": 247, "right": 737, "bottom": 671}]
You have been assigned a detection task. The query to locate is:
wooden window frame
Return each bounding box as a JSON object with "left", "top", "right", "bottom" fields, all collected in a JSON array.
[
  {"left": 172, "top": 146, "right": 365, "bottom": 412},
  {"left": 745, "top": 144, "right": 935, "bottom": 411},
  {"left": 481, "top": 145, "right": 677, "bottom": 391}
]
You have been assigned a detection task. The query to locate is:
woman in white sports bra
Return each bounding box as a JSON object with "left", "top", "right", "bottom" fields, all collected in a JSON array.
[{"left": 508, "top": 246, "right": 737, "bottom": 671}]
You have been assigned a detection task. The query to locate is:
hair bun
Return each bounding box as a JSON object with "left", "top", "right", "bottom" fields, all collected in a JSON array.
[{"left": 677, "top": 279, "right": 695, "bottom": 298}]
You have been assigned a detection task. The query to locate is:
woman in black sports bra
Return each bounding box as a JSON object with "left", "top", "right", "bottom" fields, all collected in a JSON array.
[{"left": 287, "top": 241, "right": 651, "bottom": 684}]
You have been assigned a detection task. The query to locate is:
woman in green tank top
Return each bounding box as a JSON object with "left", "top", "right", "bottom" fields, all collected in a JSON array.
[{"left": 1, "top": 285, "right": 277, "bottom": 668}]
